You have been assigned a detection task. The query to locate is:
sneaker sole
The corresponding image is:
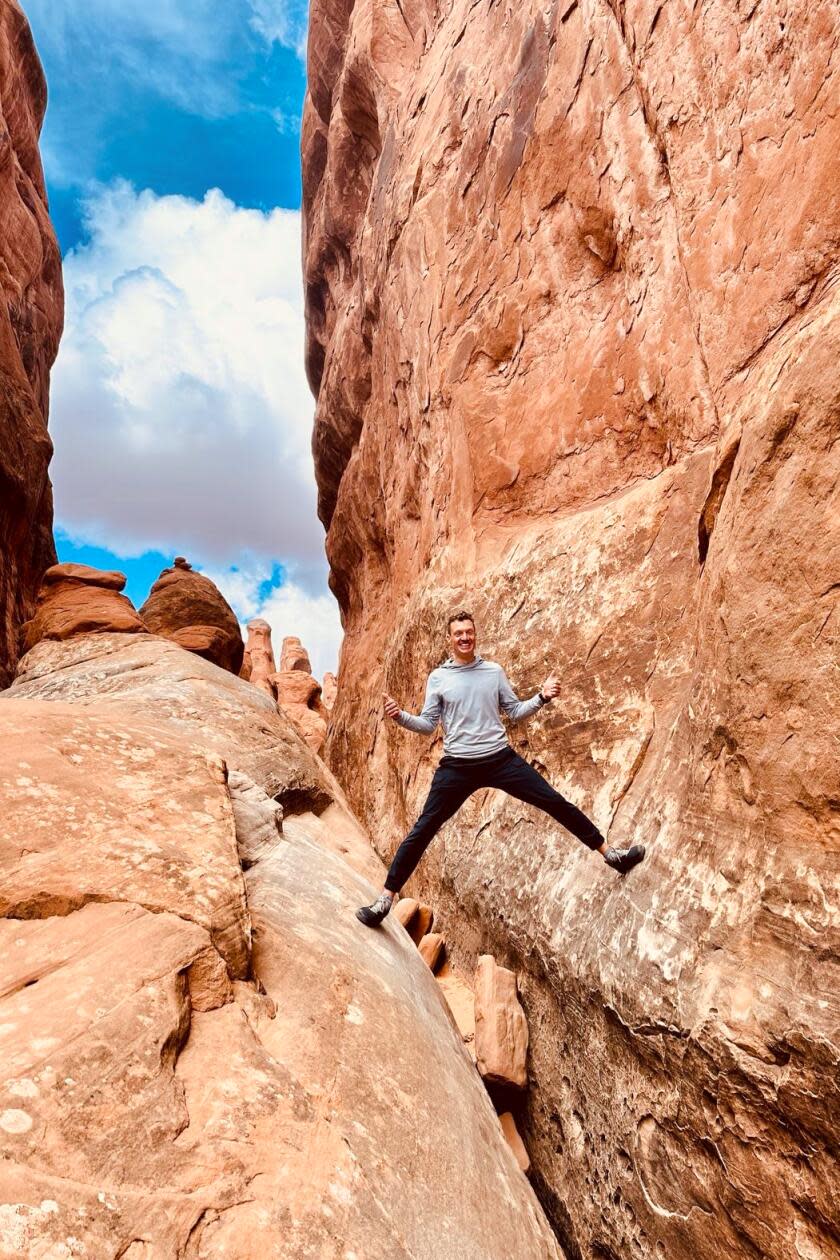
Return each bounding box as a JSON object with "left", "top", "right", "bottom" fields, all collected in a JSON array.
[
  {"left": 356, "top": 908, "right": 387, "bottom": 927},
  {"left": 621, "top": 844, "right": 646, "bottom": 873}
]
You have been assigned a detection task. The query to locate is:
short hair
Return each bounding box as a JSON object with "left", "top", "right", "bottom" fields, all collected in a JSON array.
[{"left": 447, "top": 609, "right": 475, "bottom": 631}]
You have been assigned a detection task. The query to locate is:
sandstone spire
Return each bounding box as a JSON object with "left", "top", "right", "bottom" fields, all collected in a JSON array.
[
  {"left": 271, "top": 635, "right": 329, "bottom": 755},
  {"left": 244, "top": 618, "right": 277, "bottom": 695},
  {"left": 279, "top": 634, "right": 311, "bottom": 673}
]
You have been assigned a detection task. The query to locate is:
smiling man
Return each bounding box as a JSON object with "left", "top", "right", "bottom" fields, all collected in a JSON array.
[{"left": 356, "top": 610, "right": 645, "bottom": 926}]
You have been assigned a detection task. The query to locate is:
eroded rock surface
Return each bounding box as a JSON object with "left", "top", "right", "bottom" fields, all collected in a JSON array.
[
  {"left": 0, "top": 0, "right": 63, "bottom": 686},
  {"left": 304, "top": 0, "right": 840, "bottom": 1254},
  {"left": 0, "top": 632, "right": 563, "bottom": 1258},
  {"left": 139, "top": 557, "right": 244, "bottom": 675}
]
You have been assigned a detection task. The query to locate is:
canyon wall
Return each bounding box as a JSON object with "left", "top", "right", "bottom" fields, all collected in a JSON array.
[
  {"left": 303, "top": 1, "right": 840, "bottom": 1256},
  {"left": 0, "top": 0, "right": 63, "bottom": 687}
]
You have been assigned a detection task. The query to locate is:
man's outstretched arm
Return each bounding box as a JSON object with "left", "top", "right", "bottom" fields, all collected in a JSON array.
[
  {"left": 384, "top": 676, "right": 441, "bottom": 734},
  {"left": 498, "top": 668, "right": 560, "bottom": 723}
]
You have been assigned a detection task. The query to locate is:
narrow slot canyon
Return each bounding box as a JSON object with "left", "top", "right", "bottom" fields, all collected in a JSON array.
[{"left": 0, "top": 0, "right": 838, "bottom": 1257}]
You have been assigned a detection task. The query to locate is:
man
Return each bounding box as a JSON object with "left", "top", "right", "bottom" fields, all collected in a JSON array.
[{"left": 357, "top": 610, "right": 645, "bottom": 926}]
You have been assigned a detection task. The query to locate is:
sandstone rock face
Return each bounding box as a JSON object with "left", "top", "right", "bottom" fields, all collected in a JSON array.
[
  {"left": 139, "top": 557, "right": 244, "bottom": 675},
  {"left": 20, "top": 562, "right": 148, "bottom": 653},
  {"left": 0, "top": 632, "right": 562, "bottom": 1258},
  {"left": 437, "top": 969, "right": 477, "bottom": 1061},
  {"left": 0, "top": 0, "right": 63, "bottom": 687},
  {"left": 244, "top": 617, "right": 277, "bottom": 694},
  {"left": 304, "top": 1, "right": 840, "bottom": 1254}
]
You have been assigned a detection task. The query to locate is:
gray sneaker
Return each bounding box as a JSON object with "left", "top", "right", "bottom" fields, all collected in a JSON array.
[
  {"left": 604, "top": 844, "right": 646, "bottom": 874},
  {"left": 356, "top": 892, "right": 394, "bottom": 927}
]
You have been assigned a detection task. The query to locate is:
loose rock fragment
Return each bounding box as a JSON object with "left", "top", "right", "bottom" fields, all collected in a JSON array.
[
  {"left": 474, "top": 955, "right": 528, "bottom": 1090},
  {"left": 409, "top": 904, "right": 434, "bottom": 945},
  {"left": 499, "top": 1112, "right": 530, "bottom": 1174},
  {"left": 418, "top": 932, "right": 445, "bottom": 972},
  {"left": 393, "top": 897, "right": 419, "bottom": 931}
]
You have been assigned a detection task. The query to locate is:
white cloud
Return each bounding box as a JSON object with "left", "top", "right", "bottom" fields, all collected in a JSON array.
[
  {"left": 247, "top": 0, "right": 309, "bottom": 59},
  {"left": 49, "top": 181, "right": 343, "bottom": 668},
  {"left": 198, "top": 561, "right": 342, "bottom": 681},
  {"left": 50, "top": 181, "right": 325, "bottom": 577},
  {"left": 26, "top": 0, "right": 307, "bottom": 130},
  {"left": 27, "top": 0, "right": 243, "bottom": 121}
]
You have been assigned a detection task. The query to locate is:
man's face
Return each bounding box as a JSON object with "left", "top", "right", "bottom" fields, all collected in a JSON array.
[{"left": 448, "top": 619, "right": 477, "bottom": 660}]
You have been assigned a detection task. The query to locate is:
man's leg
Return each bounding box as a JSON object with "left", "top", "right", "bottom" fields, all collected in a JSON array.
[
  {"left": 356, "top": 763, "right": 474, "bottom": 925},
  {"left": 490, "top": 749, "right": 645, "bottom": 872}
]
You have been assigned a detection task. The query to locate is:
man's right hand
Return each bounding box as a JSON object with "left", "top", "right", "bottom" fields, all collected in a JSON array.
[{"left": 383, "top": 693, "right": 401, "bottom": 719}]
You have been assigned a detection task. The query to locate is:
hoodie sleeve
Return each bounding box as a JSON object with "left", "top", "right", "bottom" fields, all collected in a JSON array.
[
  {"left": 498, "top": 667, "right": 547, "bottom": 723},
  {"left": 395, "top": 673, "right": 442, "bottom": 735}
]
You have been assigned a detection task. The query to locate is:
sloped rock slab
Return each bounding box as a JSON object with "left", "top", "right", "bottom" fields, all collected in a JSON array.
[
  {"left": 218, "top": 822, "right": 565, "bottom": 1259},
  {"left": 0, "top": 700, "right": 249, "bottom": 976}
]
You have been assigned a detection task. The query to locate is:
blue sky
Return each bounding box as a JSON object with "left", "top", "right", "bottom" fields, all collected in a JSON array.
[
  {"left": 27, "top": 0, "right": 307, "bottom": 252},
  {"left": 23, "top": 0, "right": 343, "bottom": 676}
]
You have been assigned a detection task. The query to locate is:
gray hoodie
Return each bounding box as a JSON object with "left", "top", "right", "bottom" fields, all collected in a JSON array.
[{"left": 395, "top": 655, "right": 546, "bottom": 759}]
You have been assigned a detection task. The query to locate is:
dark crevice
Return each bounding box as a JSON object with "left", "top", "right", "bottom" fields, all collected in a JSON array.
[
  {"left": 698, "top": 432, "right": 741, "bottom": 564},
  {"left": 273, "top": 784, "right": 334, "bottom": 818}
]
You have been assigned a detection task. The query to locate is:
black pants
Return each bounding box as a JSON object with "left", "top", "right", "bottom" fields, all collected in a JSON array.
[{"left": 384, "top": 745, "right": 604, "bottom": 892}]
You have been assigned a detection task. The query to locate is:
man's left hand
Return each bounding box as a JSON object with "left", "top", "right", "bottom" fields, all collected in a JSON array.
[{"left": 540, "top": 674, "right": 561, "bottom": 701}]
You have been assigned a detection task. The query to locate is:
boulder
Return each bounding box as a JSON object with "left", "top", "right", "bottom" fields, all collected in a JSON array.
[
  {"left": 474, "top": 956, "right": 529, "bottom": 1092},
  {"left": 418, "top": 931, "right": 445, "bottom": 972},
  {"left": 0, "top": 0, "right": 63, "bottom": 687},
  {"left": 42, "top": 562, "right": 125, "bottom": 589},
  {"left": 285, "top": 704, "right": 328, "bottom": 756},
  {"left": 139, "top": 557, "right": 244, "bottom": 675},
  {"left": 393, "top": 896, "right": 419, "bottom": 931},
  {"left": 499, "top": 1113, "right": 530, "bottom": 1175},
  {"left": 19, "top": 563, "right": 147, "bottom": 653},
  {"left": 272, "top": 668, "right": 322, "bottom": 708},
  {"left": 272, "top": 652, "right": 330, "bottom": 756},
  {"left": 408, "top": 903, "right": 434, "bottom": 945}
]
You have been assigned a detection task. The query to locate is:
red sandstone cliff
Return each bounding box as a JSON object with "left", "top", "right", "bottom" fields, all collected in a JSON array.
[
  {"left": 304, "top": 2, "right": 840, "bottom": 1255},
  {"left": 0, "top": 0, "right": 63, "bottom": 687}
]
